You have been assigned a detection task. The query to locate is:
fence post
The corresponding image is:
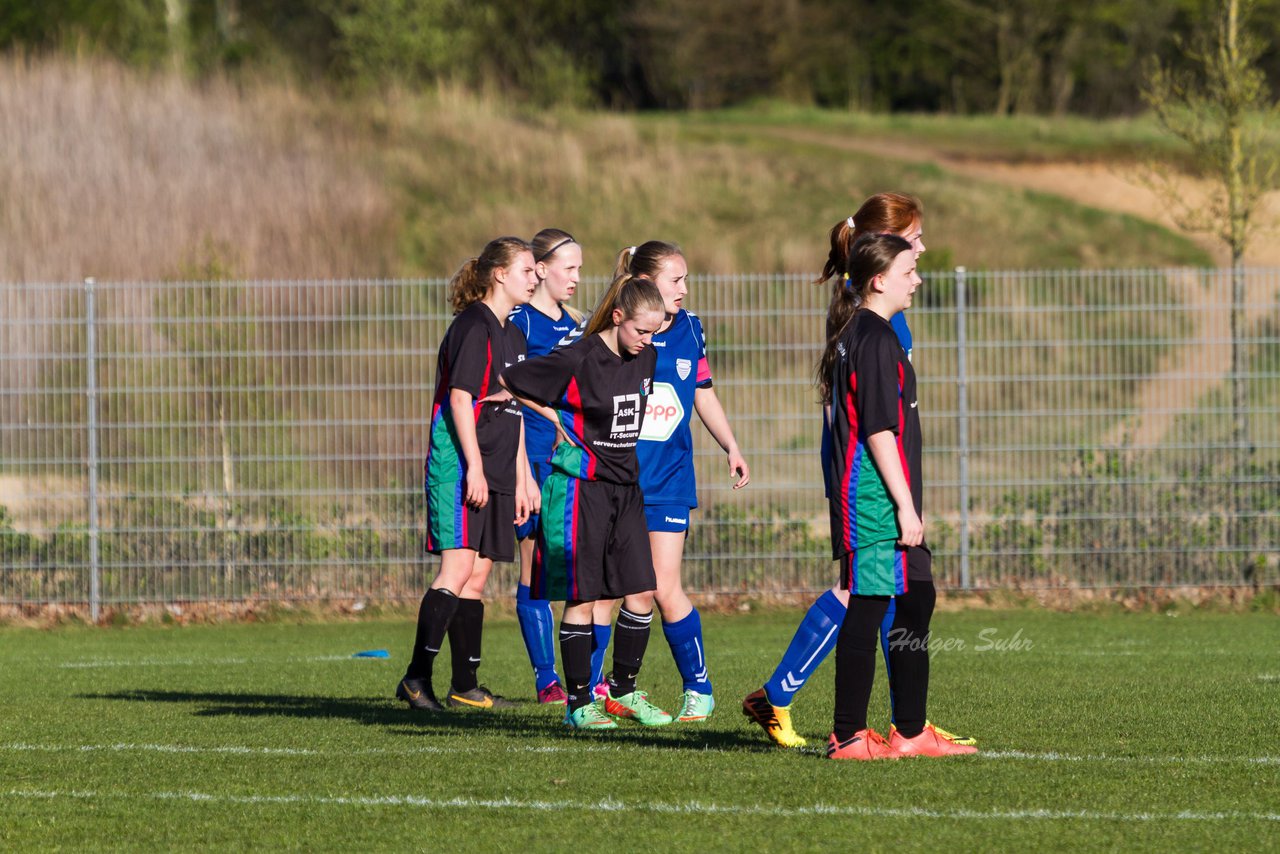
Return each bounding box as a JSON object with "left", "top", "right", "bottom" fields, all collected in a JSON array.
[
  {"left": 955, "top": 267, "right": 971, "bottom": 590},
  {"left": 85, "top": 278, "right": 100, "bottom": 623}
]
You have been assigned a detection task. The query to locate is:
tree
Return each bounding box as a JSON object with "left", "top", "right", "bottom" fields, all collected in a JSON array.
[
  {"left": 1144, "top": 0, "right": 1279, "bottom": 451},
  {"left": 1143, "top": 0, "right": 1279, "bottom": 585}
]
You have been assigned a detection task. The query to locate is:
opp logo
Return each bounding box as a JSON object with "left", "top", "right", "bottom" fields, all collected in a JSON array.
[{"left": 639, "top": 381, "right": 683, "bottom": 442}]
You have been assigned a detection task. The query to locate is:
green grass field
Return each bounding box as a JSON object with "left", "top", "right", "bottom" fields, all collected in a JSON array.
[{"left": 2, "top": 608, "right": 1277, "bottom": 850}]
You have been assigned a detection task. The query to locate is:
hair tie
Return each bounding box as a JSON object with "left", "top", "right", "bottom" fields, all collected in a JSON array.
[
  {"left": 846, "top": 216, "right": 855, "bottom": 229},
  {"left": 628, "top": 246, "right": 637, "bottom": 257},
  {"left": 843, "top": 272, "right": 852, "bottom": 290}
]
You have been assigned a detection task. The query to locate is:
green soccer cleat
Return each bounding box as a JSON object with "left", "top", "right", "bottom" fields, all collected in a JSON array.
[
  {"left": 565, "top": 703, "right": 619, "bottom": 730},
  {"left": 676, "top": 689, "right": 716, "bottom": 722},
  {"left": 604, "top": 688, "right": 673, "bottom": 727}
]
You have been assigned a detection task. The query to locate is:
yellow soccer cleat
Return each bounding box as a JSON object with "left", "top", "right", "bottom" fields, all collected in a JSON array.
[{"left": 742, "top": 688, "right": 807, "bottom": 748}]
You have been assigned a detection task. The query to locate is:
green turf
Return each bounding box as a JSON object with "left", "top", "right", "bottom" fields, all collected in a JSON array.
[{"left": 1, "top": 609, "right": 1277, "bottom": 850}]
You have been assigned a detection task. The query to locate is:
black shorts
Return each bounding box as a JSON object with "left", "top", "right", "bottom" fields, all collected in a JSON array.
[
  {"left": 906, "top": 543, "right": 933, "bottom": 583},
  {"left": 532, "top": 476, "right": 655, "bottom": 602},
  {"left": 424, "top": 486, "right": 516, "bottom": 563}
]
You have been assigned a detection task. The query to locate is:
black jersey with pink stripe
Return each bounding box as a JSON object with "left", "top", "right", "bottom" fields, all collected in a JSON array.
[
  {"left": 826, "top": 310, "right": 922, "bottom": 557},
  {"left": 423, "top": 302, "right": 527, "bottom": 495},
  {"left": 502, "top": 333, "right": 656, "bottom": 485}
]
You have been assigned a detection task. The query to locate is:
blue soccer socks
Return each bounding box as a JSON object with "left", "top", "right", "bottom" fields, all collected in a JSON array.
[
  {"left": 590, "top": 621, "right": 612, "bottom": 690},
  {"left": 663, "top": 608, "right": 712, "bottom": 693},
  {"left": 764, "top": 589, "right": 846, "bottom": 707},
  {"left": 516, "top": 583, "right": 560, "bottom": 692}
]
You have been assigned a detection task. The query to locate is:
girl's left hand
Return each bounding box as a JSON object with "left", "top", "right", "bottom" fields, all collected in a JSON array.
[
  {"left": 728, "top": 450, "right": 750, "bottom": 489},
  {"left": 514, "top": 488, "right": 531, "bottom": 526},
  {"left": 524, "top": 474, "right": 542, "bottom": 516}
]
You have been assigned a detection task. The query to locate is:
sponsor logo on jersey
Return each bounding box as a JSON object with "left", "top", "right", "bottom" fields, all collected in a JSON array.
[
  {"left": 639, "top": 381, "right": 683, "bottom": 442},
  {"left": 610, "top": 393, "right": 642, "bottom": 436},
  {"left": 664, "top": 515, "right": 688, "bottom": 525},
  {"left": 675, "top": 358, "right": 692, "bottom": 380}
]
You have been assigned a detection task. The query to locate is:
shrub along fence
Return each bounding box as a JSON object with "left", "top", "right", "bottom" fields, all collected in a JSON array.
[{"left": 2, "top": 269, "right": 1277, "bottom": 617}]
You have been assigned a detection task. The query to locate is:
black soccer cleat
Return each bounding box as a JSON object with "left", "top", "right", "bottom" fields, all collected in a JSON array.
[
  {"left": 446, "top": 685, "right": 518, "bottom": 709},
  {"left": 396, "top": 677, "right": 443, "bottom": 711}
]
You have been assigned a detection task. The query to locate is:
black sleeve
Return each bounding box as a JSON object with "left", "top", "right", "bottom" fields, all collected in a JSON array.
[
  {"left": 503, "top": 343, "right": 581, "bottom": 407},
  {"left": 446, "top": 316, "right": 493, "bottom": 398},
  {"left": 854, "top": 329, "right": 902, "bottom": 436}
]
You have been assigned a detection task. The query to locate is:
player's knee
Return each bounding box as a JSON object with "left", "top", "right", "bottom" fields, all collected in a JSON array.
[{"left": 624, "top": 590, "right": 655, "bottom": 613}]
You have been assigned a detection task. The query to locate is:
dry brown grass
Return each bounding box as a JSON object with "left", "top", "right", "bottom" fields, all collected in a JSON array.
[{"left": 0, "top": 57, "right": 397, "bottom": 283}]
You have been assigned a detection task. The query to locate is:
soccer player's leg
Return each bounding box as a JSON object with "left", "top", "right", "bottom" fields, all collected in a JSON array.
[
  {"left": 590, "top": 599, "right": 614, "bottom": 700},
  {"left": 830, "top": 545, "right": 896, "bottom": 760},
  {"left": 885, "top": 545, "right": 976, "bottom": 751},
  {"left": 561, "top": 601, "right": 617, "bottom": 730},
  {"left": 399, "top": 478, "right": 471, "bottom": 711},
  {"left": 743, "top": 585, "right": 849, "bottom": 747},
  {"left": 602, "top": 485, "right": 671, "bottom": 727},
  {"left": 445, "top": 495, "right": 517, "bottom": 709},
  {"left": 649, "top": 506, "right": 714, "bottom": 721},
  {"left": 516, "top": 461, "right": 566, "bottom": 704}
]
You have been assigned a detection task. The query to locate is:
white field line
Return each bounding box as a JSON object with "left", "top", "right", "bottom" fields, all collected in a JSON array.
[
  {"left": 2, "top": 788, "right": 1277, "bottom": 822},
  {"left": 2, "top": 742, "right": 1277, "bottom": 766}
]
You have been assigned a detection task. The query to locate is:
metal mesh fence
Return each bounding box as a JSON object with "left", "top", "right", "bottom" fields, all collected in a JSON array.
[{"left": 2, "top": 269, "right": 1277, "bottom": 613}]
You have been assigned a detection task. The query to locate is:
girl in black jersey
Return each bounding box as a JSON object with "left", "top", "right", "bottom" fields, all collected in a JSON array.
[
  {"left": 822, "top": 233, "right": 976, "bottom": 760},
  {"left": 502, "top": 277, "right": 674, "bottom": 729},
  {"left": 396, "top": 236, "right": 537, "bottom": 712}
]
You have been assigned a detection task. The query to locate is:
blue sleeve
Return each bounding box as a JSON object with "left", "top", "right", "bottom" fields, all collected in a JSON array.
[{"left": 890, "top": 312, "right": 912, "bottom": 358}]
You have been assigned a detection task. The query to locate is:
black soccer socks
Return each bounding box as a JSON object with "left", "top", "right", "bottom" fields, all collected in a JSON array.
[
  {"left": 559, "top": 621, "right": 594, "bottom": 711},
  {"left": 447, "top": 597, "right": 484, "bottom": 693},
  {"left": 406, "top": 587, "right": 459, "bottom": 680},
  {"left": 609, "top": 607, "right": 653, "bottom": 696}
]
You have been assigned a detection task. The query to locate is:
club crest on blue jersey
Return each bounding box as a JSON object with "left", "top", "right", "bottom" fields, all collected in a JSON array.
[{"left": 675, "top": 358, "right": 692, "bottom": 380}]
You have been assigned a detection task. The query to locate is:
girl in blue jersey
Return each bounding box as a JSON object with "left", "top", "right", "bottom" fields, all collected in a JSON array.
[
  {"left": 598, "top": 241, "right": 750, "bottom": 722},
  {"left": 744, "top": 193, "right": 976, "bottom": 752},
  {"left": 508, "top": 228, "right": 585, "bottom": 705}
]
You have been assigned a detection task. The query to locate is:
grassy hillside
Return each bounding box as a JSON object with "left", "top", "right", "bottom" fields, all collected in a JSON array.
[{"left": 0, "top": 59, "right": 1210, "bottom": 284}]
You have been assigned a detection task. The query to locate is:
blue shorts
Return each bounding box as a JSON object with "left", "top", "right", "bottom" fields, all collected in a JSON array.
[
  {"left": 516, "top": 461, "right": 554, "bottom": 540},
  {"left": 644, "top": 504, "right": 692, "bottom": 534}
]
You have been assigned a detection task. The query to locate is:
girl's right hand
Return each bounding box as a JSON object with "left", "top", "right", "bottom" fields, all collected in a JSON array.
[
  {"left": 896, "top": 507, "right": 924, "bottom": 547},
  {"left": 464, "top": 467, "right": 489, "bottom": 509}
]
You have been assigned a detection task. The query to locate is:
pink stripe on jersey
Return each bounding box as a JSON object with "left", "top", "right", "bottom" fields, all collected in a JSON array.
[
  {"left": 696, "top": 356, "right": 712, "bottom": 385},
  {"left": 563, "top": 377, "right": 596, "bottom": 480}
]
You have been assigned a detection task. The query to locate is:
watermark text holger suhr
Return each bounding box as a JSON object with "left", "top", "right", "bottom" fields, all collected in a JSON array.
[{"left": 886, "top": 627, "right": 1034, "bottom": 654}]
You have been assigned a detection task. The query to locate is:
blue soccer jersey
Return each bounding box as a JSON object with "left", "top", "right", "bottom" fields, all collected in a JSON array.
[
  {"left": 637, "top": 309, "right": 713, "bottom": 507},
  {"left": 509, "top": 303, "right": 579, "bottom": 466},
  {"left": 890, "top": 311, "right": 912, "bottom": 360}
]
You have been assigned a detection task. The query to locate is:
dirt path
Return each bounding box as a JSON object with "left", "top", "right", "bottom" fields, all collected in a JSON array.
[
  {"left": 762, "top": 126, "right": 1279, "bottom": 449},
  {"left": 764, "top": 126, "right": 1280, "bottom": 265}
]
